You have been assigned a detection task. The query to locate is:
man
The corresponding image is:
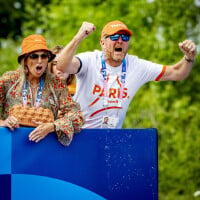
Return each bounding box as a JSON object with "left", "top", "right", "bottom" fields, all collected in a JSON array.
[
  {"left": 101, "top": 116, "right": 109, "bottom": 128},
  {"left": 57, "top": 21, "right": 197, "bottom": 128}
]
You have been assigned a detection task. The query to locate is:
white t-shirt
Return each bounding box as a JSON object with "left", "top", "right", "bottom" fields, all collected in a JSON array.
[{"left": 74, "top": 50, "right": 164, "bottom": 128}]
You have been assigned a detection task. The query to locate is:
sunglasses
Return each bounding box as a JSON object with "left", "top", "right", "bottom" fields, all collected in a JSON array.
[
  {"left": 51, "top": 61, "right": 57, "bottom": 66},
  {"left": 29, "top": 53, "right": 49, "bottom": 59},
  {"left": 106, "top": 34, "right": 130, "bottom": 42}
]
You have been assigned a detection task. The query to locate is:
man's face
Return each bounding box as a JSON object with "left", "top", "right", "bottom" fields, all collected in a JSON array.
[
  {"left": 101, "top": 31, "right": 130, "bottom": 67},
  {"left": 104, "top": 117, "right": 108, "bottom": 123}
]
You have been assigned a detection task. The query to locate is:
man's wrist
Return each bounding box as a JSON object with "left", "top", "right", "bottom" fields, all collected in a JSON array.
[{"left": 184, "top": 56, "right": 194, "bottom": 63}]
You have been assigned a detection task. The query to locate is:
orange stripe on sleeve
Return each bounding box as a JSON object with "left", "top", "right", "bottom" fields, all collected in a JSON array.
[{"left": 155, "top": 65, "right": 166, "bottom": 81}]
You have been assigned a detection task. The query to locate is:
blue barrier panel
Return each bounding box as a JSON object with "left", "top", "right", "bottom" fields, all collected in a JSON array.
[
  {"left": 0, "top": 127, "right": 158, "bottom": 200},
  {"left": 0, "top": 128, "right": 11, "bottom": 174}
]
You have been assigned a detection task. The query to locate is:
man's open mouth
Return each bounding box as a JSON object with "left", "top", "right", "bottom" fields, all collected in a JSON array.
[{"left": 115, "top": 48, "right": 122, "bottom": 52}]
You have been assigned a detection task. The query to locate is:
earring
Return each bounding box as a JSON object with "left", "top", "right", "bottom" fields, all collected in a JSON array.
[{"left": 24, "top": 65, "right": 28, "bottom": 74}]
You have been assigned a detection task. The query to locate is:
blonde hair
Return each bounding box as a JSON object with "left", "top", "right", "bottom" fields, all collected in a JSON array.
[
  {"left": 51, "top": 45, "right": 64, "bottom": 54},
  {"left": 18, "top": 59, "right": 27, "bottom": 91}
]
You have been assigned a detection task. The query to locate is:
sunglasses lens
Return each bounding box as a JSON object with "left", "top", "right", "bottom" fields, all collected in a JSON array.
[
  {"left": 110, "top": 34, "right": 120, "bottom": 41},
  {"left": 29, "top": 54, "right": 38, "bottom": 59},
  {"left": 109, "top": 34, "right": 130, "bottom": 41},
  {"left": 41, "top": 53, "right": 48, "bottom": 59},
  {"left": 121, "top": 34, "right": 130, "bottom": 41},
  {"left": 29, "top": 53, "right": 48, "bottom": 59}
]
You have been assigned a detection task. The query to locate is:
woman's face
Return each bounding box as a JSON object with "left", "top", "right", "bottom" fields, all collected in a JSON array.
[
  {"left": 51, "top": 54, "right": 69, "bottom": 81},
  {"left": 25, "top": 50, "right": 49, "bottom": 78}
]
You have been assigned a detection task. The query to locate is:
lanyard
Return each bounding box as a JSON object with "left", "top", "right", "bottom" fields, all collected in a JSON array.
[
  {"left": 22, "top": 76, "right": 44, "bottom": 107},
  {"left": 101, "top": 53, "right": 126, "bottom": 107}
]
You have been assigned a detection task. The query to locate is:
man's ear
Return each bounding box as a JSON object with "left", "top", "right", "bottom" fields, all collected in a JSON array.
[{"left": 99, "top": 38, "right": 104, "bottom": 46}]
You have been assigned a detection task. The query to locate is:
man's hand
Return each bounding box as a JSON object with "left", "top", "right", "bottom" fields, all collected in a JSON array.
[
  {"left": 179, "top": 40, "right": 197, "bottom": 60},
  {"left": 76, "top": 21, "right": 96, "bottom": 40},
  {"left": 56, "top": 21, "right": 96, "bottom": 74}
]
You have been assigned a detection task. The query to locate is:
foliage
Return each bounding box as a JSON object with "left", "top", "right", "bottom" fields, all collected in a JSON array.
[
  {"left": 0, "top": 0, "right": 24, "bottom": 39},
  {"left": 0, "top": 0, "right": 200, "bottom": 199}
]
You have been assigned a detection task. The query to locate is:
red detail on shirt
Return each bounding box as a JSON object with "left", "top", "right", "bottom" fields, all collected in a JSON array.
[
  {"left": 116, "top": 75, "right": 121, "bottom": 87},
  {"left": 89, "top": 106, "right": 122, "bottom": 118},
  {"left": 88, "top": 97, "right": 100, "bottom": 107},
  {"left": 155, "top": 65, "right": 166, "bottom": 81}
]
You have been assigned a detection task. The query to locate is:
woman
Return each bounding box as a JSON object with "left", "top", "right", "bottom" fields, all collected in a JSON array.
[
  {"left": 51, "top": 45, "right": 76, "bottom": 96},
  {"left": 0, "top": 34, "right": 84, "bottom": 146}
]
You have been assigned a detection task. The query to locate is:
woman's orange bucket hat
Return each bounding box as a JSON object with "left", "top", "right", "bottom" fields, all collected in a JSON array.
[{"left": 18, "top": 34, "right": 56, "bottom": 64}]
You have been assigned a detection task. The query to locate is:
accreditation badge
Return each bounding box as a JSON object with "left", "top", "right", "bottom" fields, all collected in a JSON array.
[{"left": 101, "top": 116, "right": 119, "bottom": 128}]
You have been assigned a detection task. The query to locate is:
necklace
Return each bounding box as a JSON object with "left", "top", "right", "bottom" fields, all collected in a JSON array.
[
  {"left": 30, "top": 84, "right": 38, "bottom": 90},
  {"left": 30, "top": 84, "right": 38, "bottom": 106},
  {"left": 23, "top": 76, "right": 44, "bottom": 107}
]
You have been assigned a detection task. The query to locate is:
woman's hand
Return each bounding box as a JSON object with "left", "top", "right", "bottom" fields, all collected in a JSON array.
[
  {"left": 0, "top": 116, "right": 20, "bottom": 131},
  {"left": 28, "top": 122, "right": 55, "bottom": 143}
]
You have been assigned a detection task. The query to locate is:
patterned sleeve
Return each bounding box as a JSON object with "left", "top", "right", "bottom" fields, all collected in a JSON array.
[
  {"left": 0, "top": 76, "right": 6, "bottom": 108},
  {"left": 0, "top": 71, "right": 18, "bottom": 111},
  {"left": 54, "top": 82, "right": 85, "bottom": 146}
]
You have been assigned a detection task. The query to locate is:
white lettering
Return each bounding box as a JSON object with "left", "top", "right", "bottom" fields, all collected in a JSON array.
[{"left": 111, "top": 24, "right": 126, "bottom": 28}]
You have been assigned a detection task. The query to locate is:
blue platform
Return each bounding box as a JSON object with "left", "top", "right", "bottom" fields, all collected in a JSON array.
[{"left": 0, "top": 127, "right": 158, "bottom": 200}]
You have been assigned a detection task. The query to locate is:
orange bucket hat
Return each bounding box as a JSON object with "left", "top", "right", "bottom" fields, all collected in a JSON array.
[
  {"left": 101, "top": 20, "right": 132, "bottom": 38},
  {"left": 18, "top": 34, "right": 56, "bottom": 64}
]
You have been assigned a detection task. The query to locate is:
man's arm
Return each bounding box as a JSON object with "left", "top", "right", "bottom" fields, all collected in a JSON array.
[
  {"left": 160, "top": 40, "right": 197, "bottom": 81},
  {"left": 56, "top": 22, "right": 95, "bottom": 74}
]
